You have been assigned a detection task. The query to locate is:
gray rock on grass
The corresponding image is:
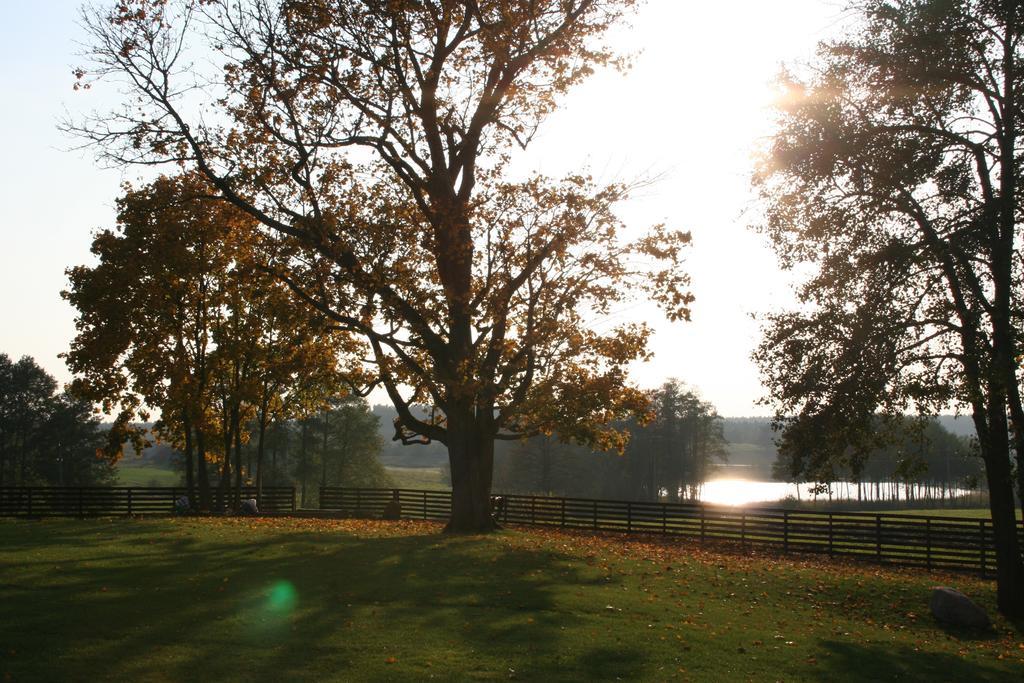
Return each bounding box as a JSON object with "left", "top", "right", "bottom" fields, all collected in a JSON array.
[{"left": 929, "top": 587, "right": 991, "bottom": 630}]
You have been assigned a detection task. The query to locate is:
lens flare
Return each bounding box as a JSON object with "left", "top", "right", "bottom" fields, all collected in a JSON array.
[{"left": 266, "top": 580, "right": 297, "bottom": 614}]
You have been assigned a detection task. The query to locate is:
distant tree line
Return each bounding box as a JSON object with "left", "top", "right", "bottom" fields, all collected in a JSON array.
[
  {"left": 721, "top": 418, "right": 776, "bottom": 449},
  {"left": 131, "top": 395, "right": 391, "bottom": 505},
  {"left": 0, "top": 351, "right": 389, "bottom": 500},
  {"left": 0, "top": 354, "right": 116, "bottom": 486},
  {"left": 772, "top": 417, "right": 984, "bottom": 504},
  {"left": 253, "top": 395, "right": 390, "bottom": 507},
  {"left": 491, "top": 381, "right": 727, "bottom": 501}
]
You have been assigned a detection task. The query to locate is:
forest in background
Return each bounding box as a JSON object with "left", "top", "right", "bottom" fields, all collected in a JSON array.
[
  {"left": 4, "top": 350, "right": 980, "bottom": 507},
  {"left": 120, "top": 395, "right": 390, "bottom": 507},
  {"left": 116, "top": 385, "right": 983, "bottom": 505}
]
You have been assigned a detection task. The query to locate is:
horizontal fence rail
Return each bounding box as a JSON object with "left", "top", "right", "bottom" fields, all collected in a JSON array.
[
  {"left": 0, "top": 486, "right": 295, "bottom": 517},
  {"left": 319, "top": 486, "right": 1024, "bottom": 577}
]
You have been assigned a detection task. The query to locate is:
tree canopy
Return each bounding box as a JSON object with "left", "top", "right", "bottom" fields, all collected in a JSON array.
[
  {"left": 0, "top": 354, "right": 116, "bottom": 487},
  {"left": 754, "top": 0, "right": 1024, "bottom": 615},
  {"left": 64, "top": 171, "right": 351, "bottom": 509},
  {"left": 71, "top": 0, "right": 692, "bottom": 530}
]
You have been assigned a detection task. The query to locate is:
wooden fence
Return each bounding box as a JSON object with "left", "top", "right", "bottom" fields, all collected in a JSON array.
[
  {"left": 0, "top": 486, "right": 295, "bottom": 516},
  {"left": 5, "top": 485, "right": 1018, "bottom": 577},
  {"left": 319, "top": 487, "right": 1024, "bottom": 577}
]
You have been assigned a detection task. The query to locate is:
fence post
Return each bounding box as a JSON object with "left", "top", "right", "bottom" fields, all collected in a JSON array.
[
  {"left": 291, "top": 487, "right": 296, "bottom": 512},
  {"left": 926, "top": 518, "right": 932, "bottom": 570},
  {"left": 592, "top": 500, "right": 597, "bottom": 530},
  {"left": 700, "top": 506, "right": 706, "bottom": 544},
  {"left": 356, "top": 488, "right": 362, "bottom": 516},
  {"left": 662, "top": 504, "right": 667, "bottom": 535},
  {"left": 828, "top": 513, "right": 834, "bottom": 557},
  {"left": 422, "top": 491, "right": 427, "bottom": 520},
  {"left": 875, "top": 516, "right": 882, "bottom": 561},
  {"left": 531, "top": 496, "right": 537, "bottom": 525},
  {"left": 127, "top": 488, "right": 133, "bottom": 517},
  {"left": 741, "top": 510, "right": 747, "bottom": 549},
  {"left": 980, "top": 520, "right": 987, "bottom": 577},
  {"left": 783, "top": 510, "right": 789, "bottom": 553},
  {"left": 560, "top": 498, "right": 566, "bottom": 527},
  {"left": 626, "top": 501, "right": 632, "bottom": 533}
]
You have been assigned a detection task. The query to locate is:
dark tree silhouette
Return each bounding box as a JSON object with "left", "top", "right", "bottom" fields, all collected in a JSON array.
[
  {"left": 754, "top": 0, "right": 1024, "bottom": 615},
  {"left": 0, "top": 354, "right": 115, "bottom": 486}
]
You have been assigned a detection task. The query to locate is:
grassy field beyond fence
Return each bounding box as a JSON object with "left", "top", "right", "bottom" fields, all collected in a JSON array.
[
  {"left": 384, "top": 466, "right": 448, "bottom": 490},
  {"left": 115, "top": 464, "right": 181, "bottom": 487}
]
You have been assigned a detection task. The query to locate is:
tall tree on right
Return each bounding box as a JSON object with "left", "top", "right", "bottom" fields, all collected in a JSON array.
[{"left": 754, "top": 0, "right": 1024, "bottom": 616}]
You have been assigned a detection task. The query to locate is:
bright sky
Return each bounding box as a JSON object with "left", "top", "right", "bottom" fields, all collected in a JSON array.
[{"left": 0, "top": 0, "right": 847, "bottom": 417}]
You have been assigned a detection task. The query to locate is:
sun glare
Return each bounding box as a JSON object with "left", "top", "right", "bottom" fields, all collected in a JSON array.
[{"left": 699, "top": 479, "right": 798, "bottom": 507}]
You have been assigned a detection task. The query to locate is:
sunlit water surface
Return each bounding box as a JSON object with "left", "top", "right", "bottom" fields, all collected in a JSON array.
[{"left": 696, "top": 479, "right": 972, "bottom": 507}]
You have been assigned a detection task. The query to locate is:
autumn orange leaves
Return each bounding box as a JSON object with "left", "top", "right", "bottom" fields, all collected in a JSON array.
[{"left": 69, "top": 1, "right": 690, "bottom": 530}]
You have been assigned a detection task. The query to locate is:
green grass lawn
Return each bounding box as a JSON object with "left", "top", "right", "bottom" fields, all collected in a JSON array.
[
  {"left": 1, "top": 518, "right": 1021, "bottom": 682},
  {"left": 115, "top": 464, "right": 181, "bottom": 487},
  {"left": 384, "top": 466, "right": 449, "bottom": 490}
]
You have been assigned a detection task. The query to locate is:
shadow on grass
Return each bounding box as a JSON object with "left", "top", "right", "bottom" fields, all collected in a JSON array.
[
  {"left": 0, "top": 519, "right": 644, "bottom": 681},
  {"left": 819, "top": 639, "right": 1009, "bottom": 682},
  {"left": 4, "top": 519, "right": 1017, "bottom": 682},
  {"left": 932, "top": 620, "right": 1003, "bottom": 642}
]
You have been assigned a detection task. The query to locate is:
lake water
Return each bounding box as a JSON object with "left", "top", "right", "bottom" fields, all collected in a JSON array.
[{"left": 696, "top": 478, "right": 974, "bottom": 506}]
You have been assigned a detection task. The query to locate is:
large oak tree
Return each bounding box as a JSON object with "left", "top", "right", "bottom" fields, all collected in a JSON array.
[
  {"left": 70, "top": 0, "right": 691, "bottom": 531},
  {"left": 754, "top": 0, "right": 1024, "bottom": 615}
]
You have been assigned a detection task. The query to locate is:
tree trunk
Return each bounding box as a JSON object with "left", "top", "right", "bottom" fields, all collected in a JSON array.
[
  {"left": 232, "top": 404, "right": 243, "bottom": 508},
  {"left": 214, "top": 391, "right": 239, "bottom": 510},
  {"left": 255, "top": 410, "right": 268, "bottom": 505},
  {"left": 445, "top": 411, "right": 497, "bottom": 533},
  {"left": 300, "top": 420, "right": 309, "bottom": 507},
  {"left": 1006, "top": 381, "right": 1024, "bottom": 523},
  {"left": 196, "top": 429, "right": 211, "bottom": 511},
  {"left": 988, "top": 35, "right": 1024, "bottom": 611},
  {"left": 217, "top": 414, "right": 232, "bottom": 512},
  {"left": 271, "top": 421, "right": 280, "bottom": 487},
  {"left": 182, "top": 412, "right": 196, "bottom": 508},
  {"left": 976, "top": 403, "right": 1024, "bottom": 617},
  {"left": 321, "top": 408, "right": 329, "bottom": 490},
  {"left": 982, "top": 444, "right": 1024, "bottom": 616}
]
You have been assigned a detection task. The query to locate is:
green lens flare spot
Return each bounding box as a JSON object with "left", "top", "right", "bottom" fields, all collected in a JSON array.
[{"left": 266, "top": 580, "right": 297, "bottom": 613}]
